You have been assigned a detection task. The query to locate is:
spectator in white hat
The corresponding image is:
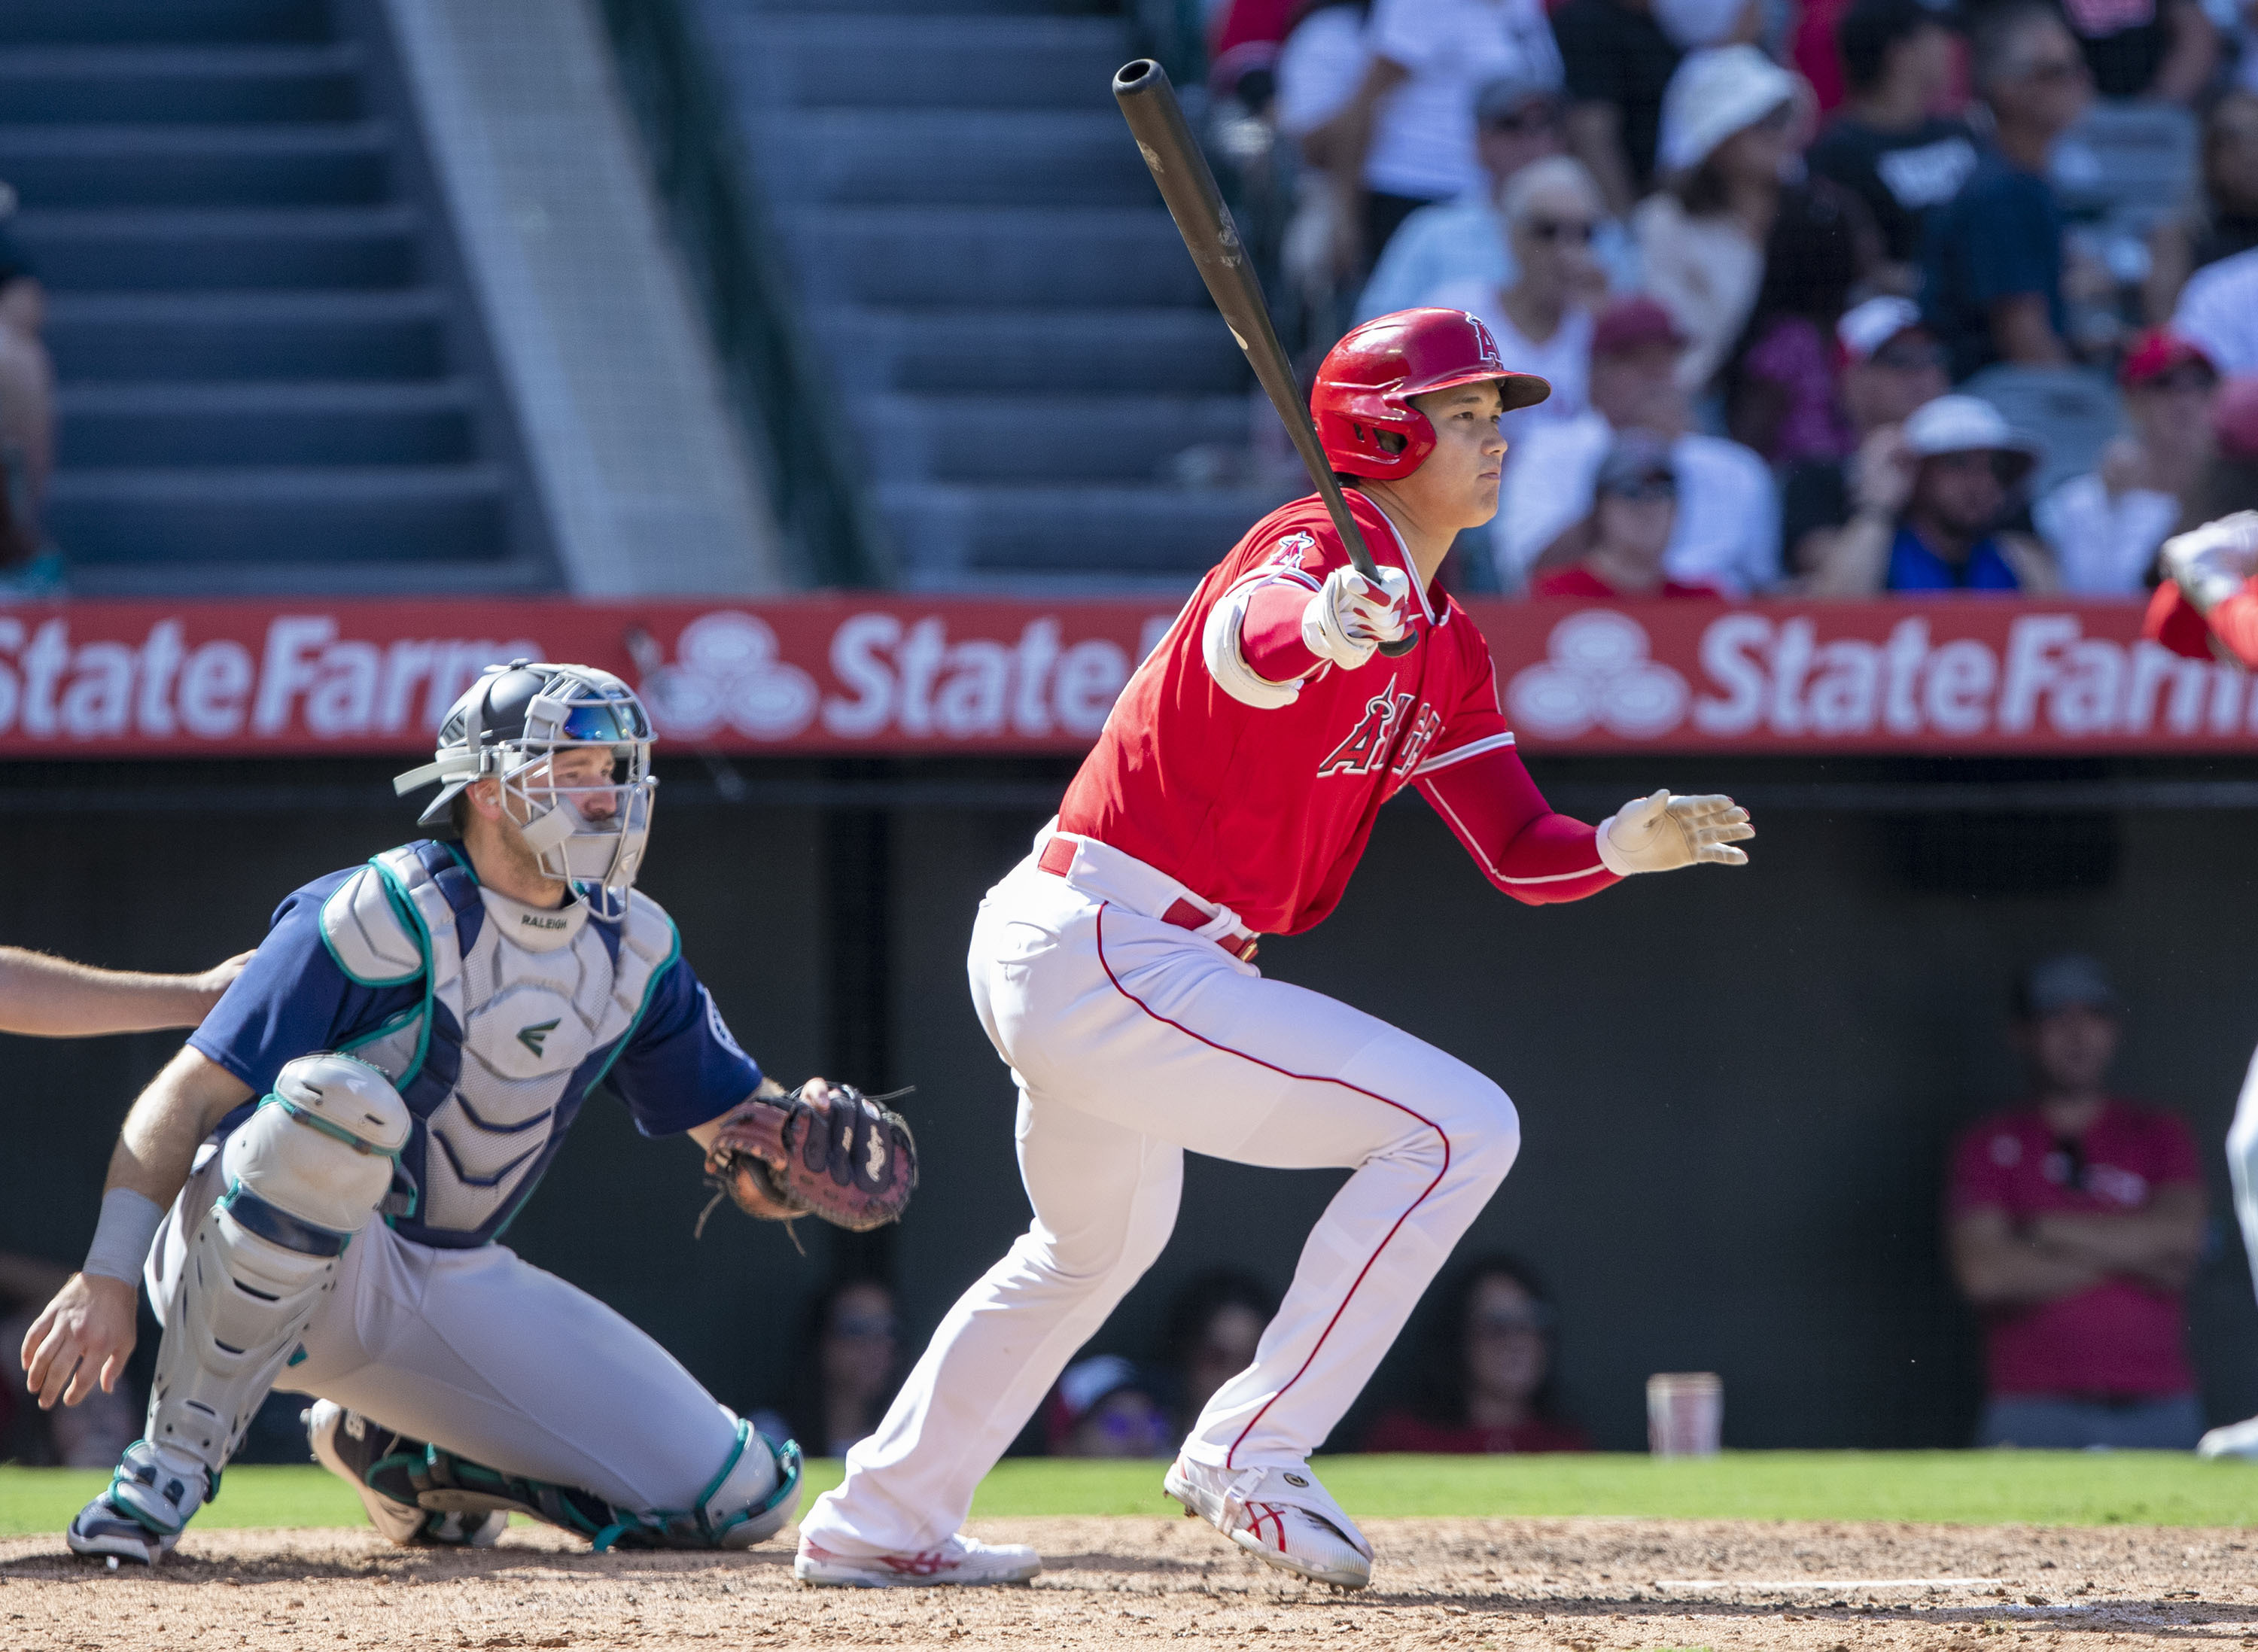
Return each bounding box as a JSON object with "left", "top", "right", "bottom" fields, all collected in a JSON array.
[
  {"left": 1806, "top": 392, "right": 2056, "bottom": 592},
  {"left": 1779, "top": 295, "right": 1949, "bottom": 577},
  {"left": 1633, "top": 45, "right": 1808, "bottom": 391}
]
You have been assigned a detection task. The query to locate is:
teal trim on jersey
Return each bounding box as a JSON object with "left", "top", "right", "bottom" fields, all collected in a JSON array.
[
  {"left": 286, "top": 1346, "right": 307, "bottom": 1368},
  {"left": 438, "top": 839, "right": 476, "bottom": 878},
  {"left": 578, "top": 908, "right": 682, "bottom": 1100},
  {"left": 315, "top": 872, "right": 425, "bottom": 989},
  {"left": 336, "top": 1002, "right": 421, "bottom": 1060}
]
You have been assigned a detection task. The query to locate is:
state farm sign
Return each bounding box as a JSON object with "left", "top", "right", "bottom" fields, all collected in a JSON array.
[{"left": 0, "top": 596, "right": 2241, "bottom": 756}]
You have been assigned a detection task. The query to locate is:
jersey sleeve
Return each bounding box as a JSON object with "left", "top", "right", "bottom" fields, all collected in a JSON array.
[
  {"left": 1412, "top": 644, "right": 1617, "bottom": 904},
  {"left": 1204, "top": 524, "right": 1339, "bottom": 704},
  {"left": 187, "top": 873, "right": 424, "bottom": 1097},
  {"left": 602, "top": 957, "right": 764, "bottom": 1138},
  {"left": 1946, "top": 1118, "right": 2016, "bottom": 1217}
]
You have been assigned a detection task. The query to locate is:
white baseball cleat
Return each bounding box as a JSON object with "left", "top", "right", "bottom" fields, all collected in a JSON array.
[
  {"left": 1164, "top": 1455, "right": 1374, "bottom": 1589},
  {"left": 794, "top": 1532, "right": 1042, "bottom": 1587},
  {"left": 66, "top": 1439, "right": 213, "bottom": 1565},
  {"left": 2199, "top": 1414, "right": 2258, "bottom": 1460}
]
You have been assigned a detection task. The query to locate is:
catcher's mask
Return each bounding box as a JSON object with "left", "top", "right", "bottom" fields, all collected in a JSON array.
[{"left": 393, "top": 660, "right": 657, "bottom": 917}]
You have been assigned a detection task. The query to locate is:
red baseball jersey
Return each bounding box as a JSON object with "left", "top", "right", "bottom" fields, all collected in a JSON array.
[{"left": 1055, "top": 490, "right": 1617, "bottom": 936}]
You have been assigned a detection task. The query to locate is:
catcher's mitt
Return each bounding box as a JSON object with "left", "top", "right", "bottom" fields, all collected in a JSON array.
[{"left": 700, "top": 1079, "right": 917, "bottom": 1235}]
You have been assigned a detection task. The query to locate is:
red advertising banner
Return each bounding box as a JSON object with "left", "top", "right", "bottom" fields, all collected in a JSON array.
[{"left": 0, "top": 596, "right": 2244, "bottom": 758}]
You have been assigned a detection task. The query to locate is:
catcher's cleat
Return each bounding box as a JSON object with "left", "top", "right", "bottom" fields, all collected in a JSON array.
[
  {"left": 306, "top": 1401, "right": 506, "bottom": 1548},
  {"left": 2199, "top": 1414, "right": 2258, "bottom": 1460},
  {"left": 67, "top": 1440, "right": 214, "bottom": 1565},
  {"left": 793, "top": 1532, "right": 1042, "bottom": 1588},
  {"left": 1164, "top": 1456, "right": 1373, "bottom": 1589}
]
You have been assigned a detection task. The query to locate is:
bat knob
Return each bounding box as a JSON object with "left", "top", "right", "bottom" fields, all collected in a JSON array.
[{"left": 1113, "top": 59, "right": 1165, "bottom": 97}]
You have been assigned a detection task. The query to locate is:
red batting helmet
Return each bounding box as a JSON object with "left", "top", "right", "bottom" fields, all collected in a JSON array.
[{"left": 1311, "top": 308, "right": 1552, "bottom": 480}]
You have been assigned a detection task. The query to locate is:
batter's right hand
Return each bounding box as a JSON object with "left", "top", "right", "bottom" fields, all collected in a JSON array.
[
  {"left": 21, "top": 1273, "right": 138, "bottom": 1409},
  {"left": 1302, "top": 564, "right": 1413, "bottom": 669}
]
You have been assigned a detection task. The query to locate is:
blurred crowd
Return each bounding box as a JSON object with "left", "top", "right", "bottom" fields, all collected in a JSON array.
[{"left": 1205, "top": 0, "right": 2258, "bottom": 598}]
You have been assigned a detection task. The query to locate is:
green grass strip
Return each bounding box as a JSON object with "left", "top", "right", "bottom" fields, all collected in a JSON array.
[{"left": 8, "top": 1453, "right": 2257, "bottom": 1538}]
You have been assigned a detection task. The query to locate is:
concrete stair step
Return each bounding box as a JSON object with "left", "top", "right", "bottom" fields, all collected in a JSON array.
[
  {"left": 0, "top": 44, "right": 361, "bottom": 122},
  {"left": 753, "top": 110, "right": 1150, "bottom": 206},
  {"left": 0, "top": 121, "right": 391, "bottom": 208},
  {"left": 789, "top": 207, "right": 1207, "bottom": 307},
  {"left": 47, "top": 290, "right": 448, "bottom": 381},
  {"left": 817, "top": 306, "right": 1243, "bottom": 394},
  {"left": 708, "top": 15, "right": 1127, "bottom": 111},
  {"left": 0, "top": 0, "right": 330, "bottom": 47},
  {"left": 18, "top": 205, "right": 418, "bottom": 291},
  {"left": 59, "top": 379, "right": 477, "bottom": 466},
  {"left": 880, "top": 481, "right": 1294, "bottom": 579},
  {"left": 52, "top": 463, "right": 510, "bottom": 564},
  {"left": 855, "top": 392, "right": 1253, "bottom": 483}
]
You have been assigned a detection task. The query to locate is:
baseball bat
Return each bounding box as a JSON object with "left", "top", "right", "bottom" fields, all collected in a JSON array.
[{"left": 1112, "top": 58, "right": 1417, "bottom": 658}]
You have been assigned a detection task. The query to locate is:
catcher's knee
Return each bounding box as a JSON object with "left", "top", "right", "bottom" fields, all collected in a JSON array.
[
  {"left": 698, "top": 1421, "right": 802, "bottom": 1550},
  {"left": 153, "top": 1055, "right": 408, "bottom": 1467},
  {"left": 226, "top": 1052, "right": 412, "bottom": 1234}
]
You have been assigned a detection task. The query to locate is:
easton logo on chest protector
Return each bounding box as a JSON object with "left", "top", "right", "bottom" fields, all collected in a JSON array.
[
  {"left": 516, "top": 1019, "right": 561, "bottom": 1057},
  {"left": 1317, "top": 681, "right": 1444, "bottom": 779}
]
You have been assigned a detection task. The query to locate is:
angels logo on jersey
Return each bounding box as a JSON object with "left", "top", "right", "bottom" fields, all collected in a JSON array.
[
  {"left": 1267, "top": 531, "right": 1320, "bottom": 572},
  {"left": 1317, "top": 680, "right": 1444, "bottom": 779}
]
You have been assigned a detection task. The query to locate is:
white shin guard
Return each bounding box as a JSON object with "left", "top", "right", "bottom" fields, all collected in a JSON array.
[{"left": 148, "top": 1055, "right": 409, "bottom": 1479}]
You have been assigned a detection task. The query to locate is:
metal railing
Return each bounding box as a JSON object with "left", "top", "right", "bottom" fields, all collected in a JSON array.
[{"left": 597, "top": 0, "right": 891, "bottom": 589}]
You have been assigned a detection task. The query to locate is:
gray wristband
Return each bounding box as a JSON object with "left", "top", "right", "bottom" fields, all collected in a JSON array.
[{"left": 82, "top": 1187, "right": 164, "bottom": 1286}]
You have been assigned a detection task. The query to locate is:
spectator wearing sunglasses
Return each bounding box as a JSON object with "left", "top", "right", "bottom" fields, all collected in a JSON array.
[
  {"left": 2035, "top": 330, "right": 2220, "bottom": 594},
  {"left": 1364, "top": 1255, "right": 1590, "bottom": 1454},
  {"left": 1779, "top": 297, "right": 1950, "bottom": 577},
  {"left": 1532, "top": 432, "right": 1727, "bottom": 596},
  {"left": 1427, "top": 157, "right": 1608, "bottom": 442},
  {"left": 1806, "top": 392, "right": 2057, "bottom": 592},
  {"left": 1635, "top": 46, "right": 1807, "bottom": 396},
  {"left": 1806, "top": 0, "right": 1978, "bottom": 296},
  {"left": 1947, "top": 957, "right": 2205, "bottom": 1451},
  {"left": 750, "top": 1276, "right": 903, "bottom": 1460},
  {"left": 1921, "top": 1, "right": 2092, "bottom": 382},
  {"left": 1357, "top": 75, "right": 1639, "bottom": 324}
]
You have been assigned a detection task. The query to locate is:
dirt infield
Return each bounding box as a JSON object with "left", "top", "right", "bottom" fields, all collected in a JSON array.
[{"left": 3, "top": 1515, "right": 2256, "bottom": 1650}]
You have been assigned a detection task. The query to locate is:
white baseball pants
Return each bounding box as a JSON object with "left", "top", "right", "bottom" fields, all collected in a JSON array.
[
  {"left": 148, "top": 1142, "right": 742, "bottom": 1513},
  {"left": 800, "top": 827, "right": 1521, "bottom": 1556}
]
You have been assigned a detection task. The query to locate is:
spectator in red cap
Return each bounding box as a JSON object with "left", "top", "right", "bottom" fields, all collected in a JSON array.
[
  {"left": 1496, "top": 295, "right": 1779, "bottom": 593},
  {"left": 1947, "top": 956, "right": 2206, "bottom": 1451},
  {"left": 1780, "top": 296, "right": 1951, "bottom": 578},
  {"left": 1807, "top": 392, "right": 2057, "bottom": 592},
  {"left": 1530, "top": 432, "right": 1729, "bottom": 597},
  {"left": 2034, "top": 330, "right": 2218, "bottom": 594}
]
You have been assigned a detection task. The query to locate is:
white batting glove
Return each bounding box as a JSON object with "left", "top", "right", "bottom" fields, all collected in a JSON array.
[
  {"left": 2160, "top": 511, "right": 2258, "bottom": 614},
  {"left": 1596, "top": 790, "right": 1754, "bottom": 875},
  {"left": 1301, "top": 564, "right": 1414, "bottom": 669}
]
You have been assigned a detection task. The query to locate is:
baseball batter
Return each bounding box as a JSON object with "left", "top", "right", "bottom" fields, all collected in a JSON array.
[
  {"left": 796, "top": 309, "right": 1754, "bottom": 1590},
  {"left": 19, "top": 662, "right": 913, "bottom": 1562}
]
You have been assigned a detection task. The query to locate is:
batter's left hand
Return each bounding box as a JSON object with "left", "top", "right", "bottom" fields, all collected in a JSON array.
[{"left": 1596, "top": 790, "right": 1753, "bottom": 875}]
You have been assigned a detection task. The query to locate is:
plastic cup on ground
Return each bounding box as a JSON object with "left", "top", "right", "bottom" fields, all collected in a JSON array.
[{"left": 1647, "top": 1371, "right": 1722, "bottom": 1457}]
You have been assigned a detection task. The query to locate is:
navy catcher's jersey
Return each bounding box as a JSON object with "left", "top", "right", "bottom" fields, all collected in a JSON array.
[{"left": 189, "top": 840, "right": 762, "bottom": 1248}]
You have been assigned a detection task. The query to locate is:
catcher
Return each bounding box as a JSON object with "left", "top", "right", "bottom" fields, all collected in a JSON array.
[{"left": 19, "top": 661, "right": 914, "bottom": 1562}]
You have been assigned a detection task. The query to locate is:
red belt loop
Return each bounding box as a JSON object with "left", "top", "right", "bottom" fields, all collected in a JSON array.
[{"left": 1037, "top": 837, "right": 1258, "bottom": 962}]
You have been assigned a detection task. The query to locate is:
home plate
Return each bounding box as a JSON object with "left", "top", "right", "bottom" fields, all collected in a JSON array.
[{"left": 1655, "top": 1578, "right": 2006, "bottom": 1590}]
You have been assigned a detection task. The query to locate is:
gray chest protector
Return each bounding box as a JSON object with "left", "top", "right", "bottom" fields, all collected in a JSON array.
[{"left": 319, "top": 841, "right": 678, "bottom": 1246}]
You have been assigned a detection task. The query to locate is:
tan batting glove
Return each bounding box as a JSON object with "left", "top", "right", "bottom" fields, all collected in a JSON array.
[
  {"left": 2161, "top": 511, "right": 2258, "bottom": 614},
  {"left": 1302, "top": 564, "right": 1414, "bottom": 669},
  {"left": 1596, "top": 790, "right": 1754, "bottom": 875}
]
